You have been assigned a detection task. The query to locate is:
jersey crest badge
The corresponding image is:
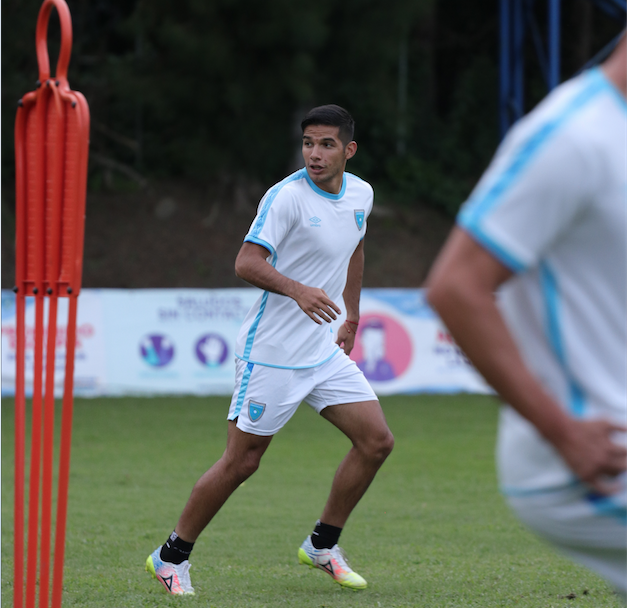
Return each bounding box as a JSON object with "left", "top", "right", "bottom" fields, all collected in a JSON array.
[
  {"left": 248, "top": 401, "right": 266, "bottom": 422},
  {"left": 354, "top": 210, "right": 365, "bottom": 230}
]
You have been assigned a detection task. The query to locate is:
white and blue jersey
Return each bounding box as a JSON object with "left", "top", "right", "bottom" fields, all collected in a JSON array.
[
  {"left": 458, "top": 67, "right": 627, "bottom": 494},
  {"left": 235, "top": 168, "right": 373, "bottom": 369}
]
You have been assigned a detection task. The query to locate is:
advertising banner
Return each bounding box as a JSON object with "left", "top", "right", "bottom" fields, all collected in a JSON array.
[
  {"left": 1, "top": 289, "right": 107, "bottom": 396},
  {"left": 337, "top": 289, "right": 491, "bottom": 395},
  {"left": 98, "top": 289, "right": 260, "bottom": 395},
  {"left": 1, "top": 288, "right": 491, "bottom": 397}
]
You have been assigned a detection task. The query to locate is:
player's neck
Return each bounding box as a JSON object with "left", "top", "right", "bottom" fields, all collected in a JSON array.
[
  {"left": 314, "top": 172, "right": 345, "bottom": 195},
  {"left": 601, "top": 37, "right": 627, "bottom": 98}
]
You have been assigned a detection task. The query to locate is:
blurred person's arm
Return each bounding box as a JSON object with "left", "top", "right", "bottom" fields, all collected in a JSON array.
[{"left": 426, "top": 227, "right": 627, "bottom": 494}]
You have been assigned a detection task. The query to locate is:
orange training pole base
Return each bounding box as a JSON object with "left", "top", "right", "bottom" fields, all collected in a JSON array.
[{"left": 13, "top": 1, "right": 90, "bottom": 607}]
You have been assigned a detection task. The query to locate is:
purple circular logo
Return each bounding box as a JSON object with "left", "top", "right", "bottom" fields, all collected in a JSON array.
[
  {"left": 140, "top": 334, "right": 175, "bottom": 367},
  {"left": 195, "top": 334, "right": 228, "bottom": 367}
]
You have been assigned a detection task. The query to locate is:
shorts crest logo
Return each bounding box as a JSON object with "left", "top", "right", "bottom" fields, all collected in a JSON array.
[
  {"left": 248, "top": 401, "right": 266, "bottom": 422},
  {"left": 354, "top": 210, "right": 365, "bottom": 230}
]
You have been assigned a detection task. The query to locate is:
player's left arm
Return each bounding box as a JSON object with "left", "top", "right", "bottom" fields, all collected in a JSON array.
[{"left": 336, "top": 238, "right": 365, "bottom": 355}]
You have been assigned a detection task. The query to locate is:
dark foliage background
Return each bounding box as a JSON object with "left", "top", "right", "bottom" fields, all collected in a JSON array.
[
  {"left": 3, "top": 0, "right": 623, "bottom": 212},
  {"left": 1, "top": 1, "right": 624, "bottom": 289}
]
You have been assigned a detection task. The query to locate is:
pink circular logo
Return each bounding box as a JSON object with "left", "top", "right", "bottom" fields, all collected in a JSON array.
[{"left": 351, "top": 313, "right": 412, "bottom": 381}]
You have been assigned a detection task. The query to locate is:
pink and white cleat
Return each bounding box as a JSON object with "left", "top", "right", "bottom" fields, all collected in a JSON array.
[
  {"left": 146, "top": 546, "right": 195, "bottom": 595},
  {"left": 298, "top": 536, "right": 367, "bottom": 589}
]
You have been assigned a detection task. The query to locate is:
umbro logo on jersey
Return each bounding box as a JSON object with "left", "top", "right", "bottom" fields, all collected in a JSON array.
[
  {"left": 249, "top": 401, "right": 266, "bottom": 422},
  {"left": 354, "top": 210, "right": 365, "bottom": 230},
  {"left": 309, "top": 216, "right": 322, "bottom": 228}
]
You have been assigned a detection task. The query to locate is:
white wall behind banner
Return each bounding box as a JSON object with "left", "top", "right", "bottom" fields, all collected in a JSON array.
[{"left": 1, "top": 288, "right": 492, "bottom": 397}]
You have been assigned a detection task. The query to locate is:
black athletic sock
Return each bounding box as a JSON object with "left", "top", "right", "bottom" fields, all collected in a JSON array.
[
  {"left": 160, "top": 531, "right": 194, "bottom": 564},
  {"left": 311, "top": 520, "right": 342, "bottom": 550}
]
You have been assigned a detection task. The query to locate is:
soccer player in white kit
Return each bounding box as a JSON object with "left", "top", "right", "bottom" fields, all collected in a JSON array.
[
  {"left": 146, "top": 105, "right": 394, "bottom": 595},
  {"left": 427, "top": 35, "right": 627, "bottom": 598}
]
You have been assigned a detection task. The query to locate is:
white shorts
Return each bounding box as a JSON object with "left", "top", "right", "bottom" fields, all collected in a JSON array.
[
  {"left": 227, "top": 351, "right": 378, "bottom": 436},
  {"left": 507, "top": 478, "right": 626, "bottom": 597}
]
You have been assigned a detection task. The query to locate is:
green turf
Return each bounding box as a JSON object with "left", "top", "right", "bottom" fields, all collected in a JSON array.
[{"left": 2, "top": 394, "right": 623, "bottom": 607}]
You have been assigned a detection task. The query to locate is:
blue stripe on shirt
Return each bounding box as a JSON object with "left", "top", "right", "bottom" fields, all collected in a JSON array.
[
  {"left": 242, "top": 250, "right": 278, "bottom": 360},
  {"left": 244, "top": 236, "right": 275, "bottom": 256},
  {"left": 304, "top": 171, "right": 346, "bottom": 200},
  {"left": 229, "top": 361, "right": 255, "bottom": 420},
  {"left": 539, "top": 261, "right": 587, "bottom": 417},
  {"left": 586, "top": 491, "right": 627, "bottom": 525},
  {"left": 249, "top": 169, "right": 306, "bottom": 239},
  {"left": 459, "top": 68, "right": 609, "bottom": 273}
]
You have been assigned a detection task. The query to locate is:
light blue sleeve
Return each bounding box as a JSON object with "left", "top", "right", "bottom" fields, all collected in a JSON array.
[
  {"left": 244, "top": 187, "right": 298, "bottom": 256},
  {"left": 458, "top": 112, "right": 593, "bottom": 272}
]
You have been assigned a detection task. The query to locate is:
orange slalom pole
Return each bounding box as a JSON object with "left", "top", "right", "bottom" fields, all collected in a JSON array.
[
  {"left": 25, "top": 295, "right": 44, "bottom": 608},
  {"left": 39, "top": 68, "right": 67, "bottom": 608},
  {"left": 39, "top": 297, "right": 59, "bottom": 608},
  {"left": 51, "top": 84, "right": 89, "bottom": 608},
  {"left": 51, "top": 296, "right": 78, "bottom": 608},
  {"left": 13, "top": 88, "right": 34, "bottom": 608},
  {"left": 15, "top": 3, "right": 90, "bottom": 605},
  {"left": 14, "top": 293, "right": 26, "bottom": 608},
  {"left": 26, "top": 56, "right": 49, "bottom": 608}
]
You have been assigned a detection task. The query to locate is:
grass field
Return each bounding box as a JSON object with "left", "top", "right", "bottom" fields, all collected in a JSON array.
[{"left": 2, "top": 394, "right": 622, "bottom": 607}]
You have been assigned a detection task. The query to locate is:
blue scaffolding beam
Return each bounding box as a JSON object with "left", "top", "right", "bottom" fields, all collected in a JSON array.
[{"left": 499, "top": 0, "right": 626, "bottom": 139}]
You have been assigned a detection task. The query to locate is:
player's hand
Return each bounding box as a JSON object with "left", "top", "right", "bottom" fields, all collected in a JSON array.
[
  {"left": 336, "top": 322, "right": 356, "bottom": 355},
  {"left": 554, "top": 418, "right": 627, "bottom": 495},
  {"left": 292, "top": 284, "right": 341, "bottom": 324}
]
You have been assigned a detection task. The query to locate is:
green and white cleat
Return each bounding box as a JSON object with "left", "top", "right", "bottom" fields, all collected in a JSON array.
[
  {"left": 146, "top": 546, "right": 195, "bottom": 595},
  {"left": 298, "top": 536, "right": 367, "bottom": 590}
]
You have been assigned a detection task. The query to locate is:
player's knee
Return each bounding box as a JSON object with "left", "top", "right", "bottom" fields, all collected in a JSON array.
[
  {"left": 363, "top": 429, "right": 394, "bottom": 463},
  {"left": 237, "top": 451, "right": 263, "bottom": 480},
  {"left": 223, "top": 449, "right": 263, "bottom": 482},
  {"left": 379, "top": 430, "right": 395, "bottom": 460}
]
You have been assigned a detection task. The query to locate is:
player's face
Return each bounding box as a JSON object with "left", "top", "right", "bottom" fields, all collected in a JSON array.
[{"left": 302, "top": 125, "right": 357, "bottom": 195}]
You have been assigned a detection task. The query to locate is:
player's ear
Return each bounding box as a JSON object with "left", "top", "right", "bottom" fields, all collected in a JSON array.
[{"left": 344, "top": 141, "right": 357, "bottom": 160}]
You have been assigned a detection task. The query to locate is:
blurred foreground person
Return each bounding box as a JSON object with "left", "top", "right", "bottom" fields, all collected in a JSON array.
[
  {"left": 145, "top": 104, "right": 393, "bottom": 595},
  {"left": 427, "top": 35, "right": 627, "bottom": 598}
]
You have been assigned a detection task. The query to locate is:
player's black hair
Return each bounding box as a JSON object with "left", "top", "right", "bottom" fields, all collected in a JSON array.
[{"left": 301, "top": 104, "right": 355, "bottom": 146}]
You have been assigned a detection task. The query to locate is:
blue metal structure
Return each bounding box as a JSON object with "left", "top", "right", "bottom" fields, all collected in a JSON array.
[{"left": 499, "top": 0, "right": 626, "bottom": 138}]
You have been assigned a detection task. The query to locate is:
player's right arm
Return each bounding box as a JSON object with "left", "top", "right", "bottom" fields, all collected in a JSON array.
[
  {"left": 426, "top": 228, "right": 627, "bottom": 494},
  {"left": 235, "top": 242, "right": 341, "bottom": 324}
]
